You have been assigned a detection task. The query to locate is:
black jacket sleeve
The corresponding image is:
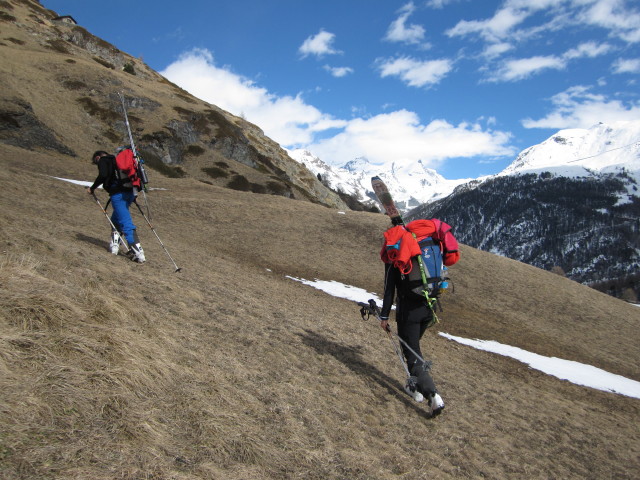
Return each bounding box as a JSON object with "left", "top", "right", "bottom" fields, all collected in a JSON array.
[
  {"left": 380, "top": 263, "right": 397, "bottom": 319},
  {"left": 90, "top": 156, "right": 113, "bottom": 192}
]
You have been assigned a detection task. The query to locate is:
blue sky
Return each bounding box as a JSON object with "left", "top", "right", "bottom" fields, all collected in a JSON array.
[{"left": 43, "top": 0, "right": 640, "bottom": 179}]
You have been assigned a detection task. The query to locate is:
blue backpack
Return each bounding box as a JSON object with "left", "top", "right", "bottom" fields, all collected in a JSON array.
[{"left": 404, "top": 236, "right": 449, "bottom": 298}]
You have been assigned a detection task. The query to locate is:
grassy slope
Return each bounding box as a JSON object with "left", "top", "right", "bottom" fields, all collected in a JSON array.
[
  {"left": 1, "top": 148, "right": 639, "bottom": 480},
  {"left": 1, "top": 1, "right": 639, "bottom": 477}
]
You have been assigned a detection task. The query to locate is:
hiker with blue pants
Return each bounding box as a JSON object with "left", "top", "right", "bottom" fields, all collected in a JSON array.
[{"left": 87, "top": 150, "right": 145, "bottom": 263}]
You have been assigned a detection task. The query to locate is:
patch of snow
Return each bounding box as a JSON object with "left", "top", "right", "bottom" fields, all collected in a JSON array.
[
  {"left": 440, "top": 333, "right": 640, "bottom": 399},
  {"left": 288, "top": 276, "right": 640, "bottom": 399}
]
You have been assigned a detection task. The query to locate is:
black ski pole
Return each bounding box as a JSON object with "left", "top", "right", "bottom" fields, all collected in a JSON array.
[
  {"left": 358, "top": 299, "right": 430, "bottom": 368},
  {"left": 358, "top": 300, "right": 425, "bottom": 402},
  {"left": 90, "top": 192, "right": 129, "bottom": 251},
  {"left": 118, "top": 92, "right": 151, "bottom": 219},
  {"left": 133, "top": 200, "right": 181, "bottom": 273}
]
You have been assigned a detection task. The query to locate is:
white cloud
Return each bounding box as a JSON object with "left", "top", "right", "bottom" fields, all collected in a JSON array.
[
  {"left": 160, "top": 49, "right": 346, "bottom": 146},
  {"left": 563, "top": 41, "right": 612, "bottom": 60},
  {"left": 426, "top": 0, "right": 458, "bottom": 8},
  {"left": 522, "top": 85, "right": 640, "bottom": 128},
  {"left": 306, "top": 110, "right": 514, "bottom": 167},
  {"left": 446, "top": 5, "right": 530, "bottom": 42},
  {"left": 323, "top": 65, "right": 354, "bottom": 78},
  {"left": 491, "top": 55, "right": 566, "bottom": 82},
  {"left": 489, "top": 41, "right": 612, "bottom": 82},
  {"left": 447, "top": 0, "right": 640, "bottom": 63},
  {"left": 483, "top": 42, "right": 514, "bottom": 59},
  {"left": 613, "top": 57, "right": 640, "bottom": 73},
  {"left": 160, "top": 49, "right": 514, "bottom": 171},
  {"left": 578, "top": 0, "right": 640, "bottom": 43},
  {"left": 377, "top": 56, "right": 453, "bottom": 88},
  {"left": 299, "top": 30, "right": 342, "bottom": 58},
  {"left": 384, "top": 2, "right": 427, "bottom": 46}
]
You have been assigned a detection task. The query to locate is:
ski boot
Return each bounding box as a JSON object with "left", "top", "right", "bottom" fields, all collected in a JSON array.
[
  {"left": 427, "top": 392, "right": 445, "bottom": 418},
  {"left": 109, "top": 230, "right": 120, "bottom": 255},
  {"left": 404, "top": 376, "right": 424, "bottom": 402},
  {"left": 127, "top": 243, "right": 146, "bottom": 263}
]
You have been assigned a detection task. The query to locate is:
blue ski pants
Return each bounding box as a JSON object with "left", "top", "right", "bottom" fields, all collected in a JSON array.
[{"left": 110, "top": 191, "right": 137, "bottom": 245}]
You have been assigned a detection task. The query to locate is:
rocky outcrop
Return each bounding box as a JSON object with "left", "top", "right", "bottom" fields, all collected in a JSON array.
[{"left": 0, "top": 97, "right": 75, "bottom": 156}]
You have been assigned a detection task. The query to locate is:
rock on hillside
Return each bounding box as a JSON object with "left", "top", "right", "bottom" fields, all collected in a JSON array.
[{"left": 0, "top": 0, "right": 347, "bottom": 209}]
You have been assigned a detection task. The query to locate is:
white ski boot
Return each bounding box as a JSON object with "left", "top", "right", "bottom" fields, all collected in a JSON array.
[
  {"left": 404, "top": 377, "right": 424, "bottom": 403},
  {"left": 427, "top": 392, "right": 444, "bottom": 417},
  {"left": 128, "top": 243, "right": 146, "bottom": 263},
  {"left": 109, "top": 231, "right": 120, "bottom": 255}
]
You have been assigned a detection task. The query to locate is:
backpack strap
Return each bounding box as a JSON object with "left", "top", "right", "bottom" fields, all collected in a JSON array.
[{"left": 410, "top": 232, "right": 440, "bottom": 323}]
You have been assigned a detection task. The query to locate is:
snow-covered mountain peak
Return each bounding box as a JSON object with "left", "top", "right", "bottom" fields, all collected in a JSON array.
[
  {"left": 500, "top": 121, "right": 640, "bottom": 178},
  {"left": 286, "top": 148, "right": 469, "bottom": 211},
  {"left": 343, "top": 157, "right": 372, "bottom": 173},
  {"left": 288, "top": 121, "right": 639, "bottom": 214}
]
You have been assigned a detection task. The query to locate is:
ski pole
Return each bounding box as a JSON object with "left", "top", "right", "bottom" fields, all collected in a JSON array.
[
  {"left": 358, "top": 299, "right": 430, "bottom": 368},
  {"left": 118, "top": 92, "right": 151, "bottom": 219},
  {"left": 90, "top": 192, "right": 129, "bottom": 251},
  {"left": 386, "top": 328, "right": 411, "bottom": 377},
  {"left": 133, "top": 200, "right": 181, "bottom": 273},
  {"left": 358, "top": 300, "right": 426, "bottom": 402}
]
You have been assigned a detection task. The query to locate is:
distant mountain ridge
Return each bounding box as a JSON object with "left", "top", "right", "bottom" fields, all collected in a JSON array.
[
  {"left": 289, "top": 121, "right": 640, "bottom": 213},
  {"left": 287, "top": 148, "right": 469, "bottom": 211}
]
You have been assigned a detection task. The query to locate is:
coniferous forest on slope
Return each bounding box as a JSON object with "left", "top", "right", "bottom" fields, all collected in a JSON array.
[{"left": 409, "top": 172, "right": 640, "bottom": 299}]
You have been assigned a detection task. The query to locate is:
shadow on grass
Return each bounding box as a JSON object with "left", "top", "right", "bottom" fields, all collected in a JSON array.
[
  {"left": 298, "top": 329, "right": 428, "bottom": 417},
  {"left": 76, "top": 232, "right": 107, "bottom": 250}
]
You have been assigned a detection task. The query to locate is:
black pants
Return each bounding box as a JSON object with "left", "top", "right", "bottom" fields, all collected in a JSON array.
[{"left": 396, "top": 295, "right": 436, "bottom": 396}]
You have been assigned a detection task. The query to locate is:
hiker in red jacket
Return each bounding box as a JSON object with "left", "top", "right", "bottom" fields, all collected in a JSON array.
[{"left": 379, "top": 219, "right": 459, "bottom": 417}]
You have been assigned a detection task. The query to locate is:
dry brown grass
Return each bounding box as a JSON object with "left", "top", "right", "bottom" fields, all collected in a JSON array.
[
  {"left": 1, "top": 1, "right": 639, "bottom": 477},
  {"left": 1, "top": 147, "right": 639, "bottom": 480}
]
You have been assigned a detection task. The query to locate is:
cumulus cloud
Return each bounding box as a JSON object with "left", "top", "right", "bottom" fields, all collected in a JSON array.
[
  {"left": 490, "top": 55, "right": 565, "bottom": 81},
  {"left": 299, "top": 30, "right": 342, "bottom": 58},
  {"left": 613, "top": 57, "right": 640, "bottom": 73},
  {"left": 323, "top": 65, "right": 354, "bottom": 78},
  {"left": 483, "top": 42, "right": 514, "bottom": 59},
  {"left": 160, "top": 48, "right": 346, "bottom": 146},
  {"left": 377, "top": 56, "right": 453, "bottom": 87},
  {"left": 159, "top": 48, "right": 514, "bottom": 170},
  {"left": 384, "top": 2, "right": 427, "bottom": 46},
  {"left": 305, "top": 110, "right": 515, "bottom": 167},
  {"left": 446, "top": 4, "right": 530, "bottom": 42},
  {"left": 447, "top": 0, "right": 640, "bottom": 61},
  {"left": 522, "top": 85, "right": 640, "bottom": 128},
  {"left": 563, "top": 41, "right": 612, "bottom": 60},
  {"left": 489, "top": 42, "right": 612, "bottom": 81},
  {"left": 578, "top": 0, "right": 640, "bottom": 43},
  {"left": 426, "top": 0, "right": 459, "bottom": 8}
]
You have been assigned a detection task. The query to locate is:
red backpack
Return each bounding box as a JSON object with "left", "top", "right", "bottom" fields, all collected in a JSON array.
[{"left": 114, "top": 148, "right": 141, "bottom": 189}]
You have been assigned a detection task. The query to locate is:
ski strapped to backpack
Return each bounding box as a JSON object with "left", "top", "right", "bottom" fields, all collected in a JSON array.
[{"left": 118, "top": 92, "right": 150, "bottom": 217}]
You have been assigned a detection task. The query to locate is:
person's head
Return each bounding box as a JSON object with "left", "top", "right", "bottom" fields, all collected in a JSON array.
[{"left": 91, "top": 150, "right": 109, "bottom": 164}]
